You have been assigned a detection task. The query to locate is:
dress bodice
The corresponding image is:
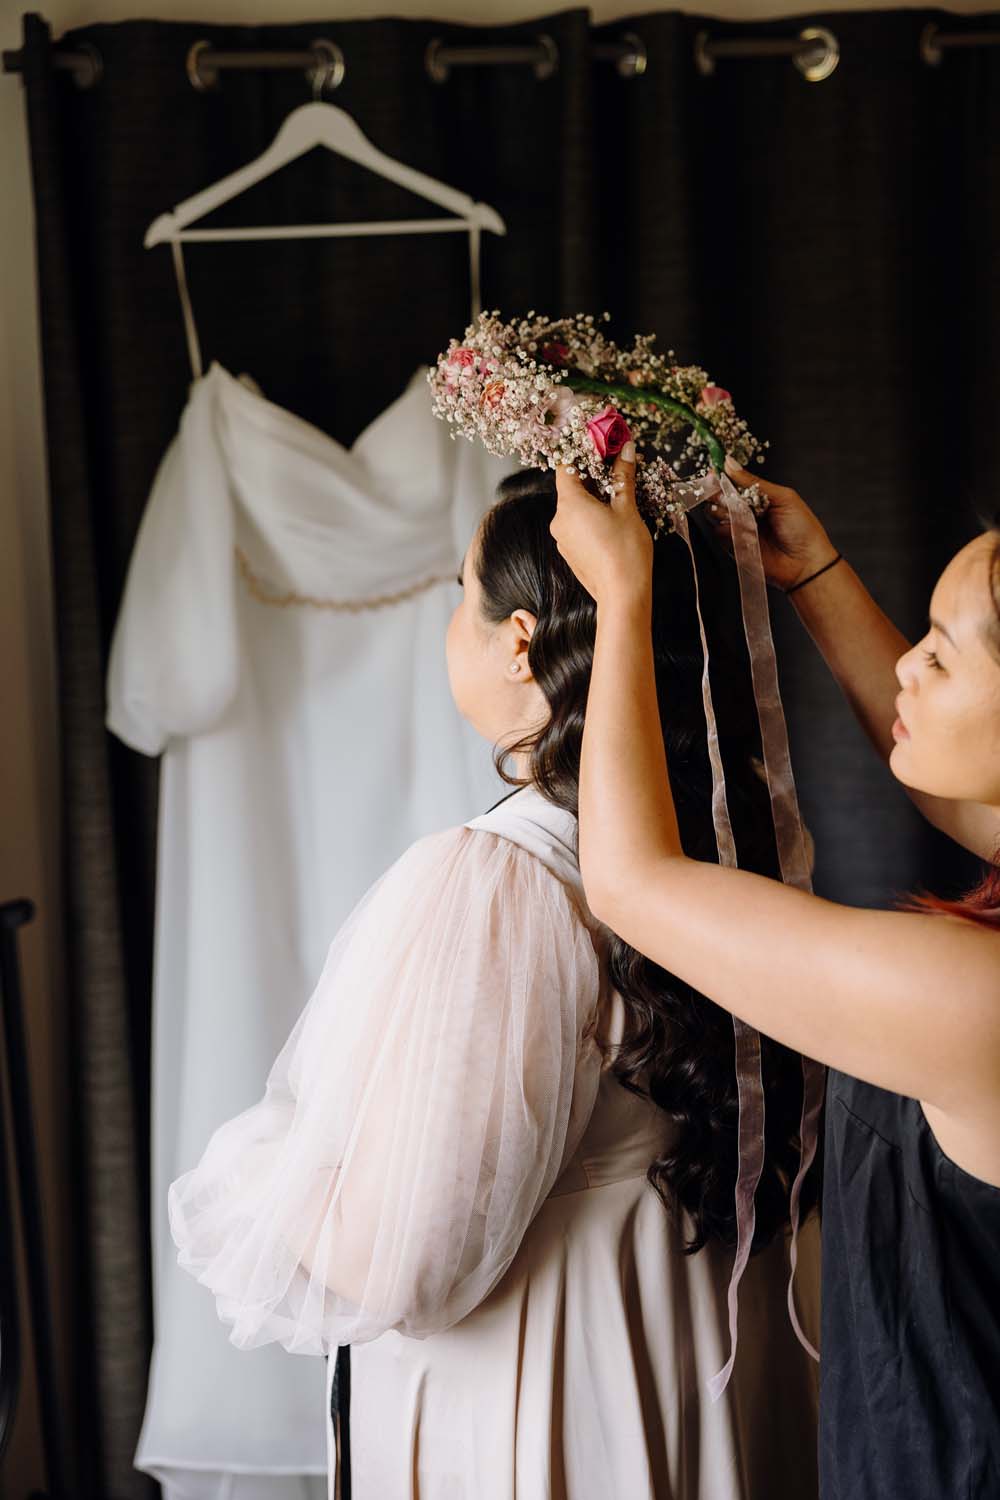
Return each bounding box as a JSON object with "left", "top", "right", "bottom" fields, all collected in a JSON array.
[
  {"left": 205, "top": 361, "right": 485, "bottom": 597},
  {"left": 550, "top": 1046, "right": 673, "bottom": 1197}
]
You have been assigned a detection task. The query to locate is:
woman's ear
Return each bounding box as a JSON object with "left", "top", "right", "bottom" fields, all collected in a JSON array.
[{"left": 509, "top": 609, "right": 538, "bottom": 681}]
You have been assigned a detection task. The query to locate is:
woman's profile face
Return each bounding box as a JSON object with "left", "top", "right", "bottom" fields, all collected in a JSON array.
[
  {"left": 446, "top": 531, "right": 494, "bottom": 738},
  {"left": 892, "top": 533, "right": 1000, "bottom": 805},
  {"left": 445, "top": 526, "right": 545, "bottom": 746}
]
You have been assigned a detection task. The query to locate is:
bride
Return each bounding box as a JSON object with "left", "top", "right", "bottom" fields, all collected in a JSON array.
[{"left": 170, "top": 465, "right": 821, "bottom": 1498}]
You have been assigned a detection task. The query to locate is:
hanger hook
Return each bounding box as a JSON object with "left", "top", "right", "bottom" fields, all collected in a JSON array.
[{"left": 308, "top": 39, "right": 345, "bottom": 100}]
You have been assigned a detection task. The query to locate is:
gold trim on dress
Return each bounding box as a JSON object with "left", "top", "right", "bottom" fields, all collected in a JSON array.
[{"left": 235, "top": 545, "right": 454, "bottom": 613}]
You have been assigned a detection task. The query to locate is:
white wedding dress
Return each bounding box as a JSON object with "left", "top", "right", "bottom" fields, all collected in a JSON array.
[{"left": 106, "top": 361, "right": 515, "bottom": 1500}]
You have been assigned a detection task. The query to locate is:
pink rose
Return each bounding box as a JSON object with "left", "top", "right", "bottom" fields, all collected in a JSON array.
[
  {"left": 481, "top": 380, "right": 506, "bottom": 409},
  {"left": 699, "top": 384, "right": 731, "bottom": 408},
  {"left": 541, "top": 341, "right": 570, "bottom": 366},
  {"left": 587, "top": 405, "right": 632, "bottom": 459},
  {"left": 449, "top": 348, "right": 477, "bottom": 368}
]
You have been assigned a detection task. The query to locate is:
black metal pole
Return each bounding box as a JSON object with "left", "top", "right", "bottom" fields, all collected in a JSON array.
[
  {"left": 0, "top": 923, "right": 24, "bottom": 1464},
  {"left": 0, "top": 899, "right": 70, "bottom": 1500}
]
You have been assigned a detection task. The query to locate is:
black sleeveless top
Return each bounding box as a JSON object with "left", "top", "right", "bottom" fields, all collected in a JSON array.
[{"left": 820, "top": 1070, "right": 1000, "bottom": 1498}]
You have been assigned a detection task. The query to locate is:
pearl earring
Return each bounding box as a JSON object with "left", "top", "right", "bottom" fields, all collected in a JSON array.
[{"left": 509, "top": 662, "right": 520, "bottom": 675}]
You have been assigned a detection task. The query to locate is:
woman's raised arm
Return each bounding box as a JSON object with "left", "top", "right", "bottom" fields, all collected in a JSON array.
[{"left": 550, "top": 457, "right": 1000, "bottom": 1162}]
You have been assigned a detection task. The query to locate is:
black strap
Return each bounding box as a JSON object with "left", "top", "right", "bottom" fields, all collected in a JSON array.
[
  {"left": 484, "top": 783, "right": 526, "bottom": 815},
  {"left": 333, "top": 1345, "right": 351, "bottom": 1499}
]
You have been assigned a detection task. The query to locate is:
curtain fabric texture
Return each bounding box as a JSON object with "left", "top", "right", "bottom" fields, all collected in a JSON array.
[{"left": 17, "top": 6, "right": 998, "bottom": 1494}]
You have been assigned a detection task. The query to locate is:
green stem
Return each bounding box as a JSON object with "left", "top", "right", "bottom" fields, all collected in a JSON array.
[{"left": 564, "top": 375, "right": 726, "bottom": 473}]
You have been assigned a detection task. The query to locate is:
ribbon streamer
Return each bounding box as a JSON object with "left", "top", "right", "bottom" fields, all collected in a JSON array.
[
  {"left": 672, "top": 511, "right": 767, "bottom": 1404},
  {"left": 675, "top": 481, "right": 824, "bottom": 1400},
  {"left": 719, "top": 473, "right": 825, "bottom": 1366}
]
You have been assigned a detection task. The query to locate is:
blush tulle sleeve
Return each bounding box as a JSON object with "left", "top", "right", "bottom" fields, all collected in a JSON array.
[{"left": 168, "top": 825, "right": 604, "bottom": 1354}]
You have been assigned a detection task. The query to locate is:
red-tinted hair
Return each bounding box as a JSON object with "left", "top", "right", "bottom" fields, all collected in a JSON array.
[{"left": 901, "top": 864, "right": 1000, "bottom": 930}]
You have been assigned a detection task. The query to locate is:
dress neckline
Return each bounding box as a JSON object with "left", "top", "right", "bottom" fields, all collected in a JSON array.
[{"left": 206, "top": 361, "right": 431, "bottom": 466}]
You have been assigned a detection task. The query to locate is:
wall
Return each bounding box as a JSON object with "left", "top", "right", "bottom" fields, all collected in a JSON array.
[{"left": 0, "top": 0, "right": 993, "bottom": 1492}]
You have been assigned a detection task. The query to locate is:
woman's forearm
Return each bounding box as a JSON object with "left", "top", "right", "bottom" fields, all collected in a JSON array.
[
  {"left": 578, "top": 587, "right": 684, "bottom": 896},
  {"left": 787, "top": 556, "right": 909, "bottom": 765},
  {"left": 576, "top": 572, "right": 1000, "bottom": 1110},
  {"left": 577, "top": 553, "right": 910, "bottom": 891}
]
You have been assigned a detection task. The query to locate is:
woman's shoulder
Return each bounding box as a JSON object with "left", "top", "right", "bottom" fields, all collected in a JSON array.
[
  {"left": 361, "top": 787, "right": 595, "bottom": 942},
  {"left": 465, "top": 784, "right": 585, "bottom": 900},
  {"left": 384, "top": 792, "right": 574, "bottom": 888},
  {"left": 349, "top": 798, "right": 598, "bottom": 980}
]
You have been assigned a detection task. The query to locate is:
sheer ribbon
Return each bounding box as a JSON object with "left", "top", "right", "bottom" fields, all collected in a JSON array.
[{"left": 670, "top": 474, "right": 824, "bottom": 1400}]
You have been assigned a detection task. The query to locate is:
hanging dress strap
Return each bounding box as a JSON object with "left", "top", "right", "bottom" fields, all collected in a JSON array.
[
  {"left": 172, "top": 218, "right": 481, "bottom": 376},
  {"left": 171, "top": 240, "right": 205, "bottom": 381},
  {"left": 468, "top": 221, "right": 482, "bottom": 324}
]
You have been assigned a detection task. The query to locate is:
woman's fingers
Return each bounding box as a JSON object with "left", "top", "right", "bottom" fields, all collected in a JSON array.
[
  {"left": 610, "top": 440, "right": 637, "bottom": 514},
  {"left": 555, "top": 446, "right": 638, "bottom": 520},
  {"left": 553, "top": 464, "right": 605, "bottom": 519},
  {"left": 724, "top": 455, "right": 755, "bottom": 487},
  {"left": 551, "top": 445, "right": 652, "bottom": 600},
  {"left": 551, "top": 464, "right": 605, "bottom": 553},
  {"left": 724, "top": 455, "right": 768, "bottom": 492},
  {"left": 724, "top": 454, "right": 801, "bottom": 507}
]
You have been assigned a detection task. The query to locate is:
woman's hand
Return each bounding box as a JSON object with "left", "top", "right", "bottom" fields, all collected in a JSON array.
[
  {"left": 717, "top": 457, "right": 839, "bottom": 593},
  {"left": 550, "top": 444, "right": 653, "bottom": 608}
]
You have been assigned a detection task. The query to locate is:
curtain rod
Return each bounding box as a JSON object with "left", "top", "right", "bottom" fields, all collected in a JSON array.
[{"left": 3, "top": 22, "right": 997, "bottom": 92}]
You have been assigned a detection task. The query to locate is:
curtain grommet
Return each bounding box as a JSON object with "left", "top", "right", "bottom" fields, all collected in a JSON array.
[
  {"left": 920, "top": 23, "right": 944, "bottom": 67},
  {"left": 615, "top": 32, "right": 647, "bottom": 79},
  {"left": 694, "top": 30, "right": 715, "bottom": 77},
  {"left": 424, "top": 39, "right": 449, "bottom": 84},
  {"left": 532, "top": 35, "right": 559, "bottom": 81},
  {"left": 696, "top": 25, "right": 839, "bottom": 81},
  {"left": 67, "top": 41, "right": 102, "bottom": 89},
  {"left": 795, "top": 27, "right": 839, "bottom": 83},
  {"left": 186, "top": 40, "right": 217, "bottom": 91},
  {"left": 307, "top": 40, "right": 345, "bottom": 98}
]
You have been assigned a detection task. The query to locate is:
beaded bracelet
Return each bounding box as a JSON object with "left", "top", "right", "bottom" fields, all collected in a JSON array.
[{"left": 785, "top": 552, "right": 844, "bottom": 597}]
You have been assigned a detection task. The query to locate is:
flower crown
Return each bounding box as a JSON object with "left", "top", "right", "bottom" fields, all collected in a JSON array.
[{"left": 428, "top": 311, "right": 768, "bottom": 537}]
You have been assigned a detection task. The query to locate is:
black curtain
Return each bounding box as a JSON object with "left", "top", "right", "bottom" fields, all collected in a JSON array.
[{"left": 17, "top": 6, "right": 997, "bottom": 1495}]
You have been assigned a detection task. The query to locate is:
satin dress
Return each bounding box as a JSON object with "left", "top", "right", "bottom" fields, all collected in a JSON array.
[{"left": 170, "top": 783, "right": 821, "bottom": 1498}]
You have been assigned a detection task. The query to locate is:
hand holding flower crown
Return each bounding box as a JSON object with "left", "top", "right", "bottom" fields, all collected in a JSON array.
[
  {"left": 716, "top": 458, "right": 839, "bottom": 592},
  {"left": 550, "top": 444, "right": 654, "bottom": 607}
]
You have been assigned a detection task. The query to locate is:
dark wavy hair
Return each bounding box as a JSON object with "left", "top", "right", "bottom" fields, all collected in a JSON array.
[{"left": 475, "top": 468, "right": 820, "bottom": 1254}]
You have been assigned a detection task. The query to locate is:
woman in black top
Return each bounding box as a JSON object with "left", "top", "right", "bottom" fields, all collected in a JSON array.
[{"left": 550, "top": 444, "right": 1000, "bottom": 1500}]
